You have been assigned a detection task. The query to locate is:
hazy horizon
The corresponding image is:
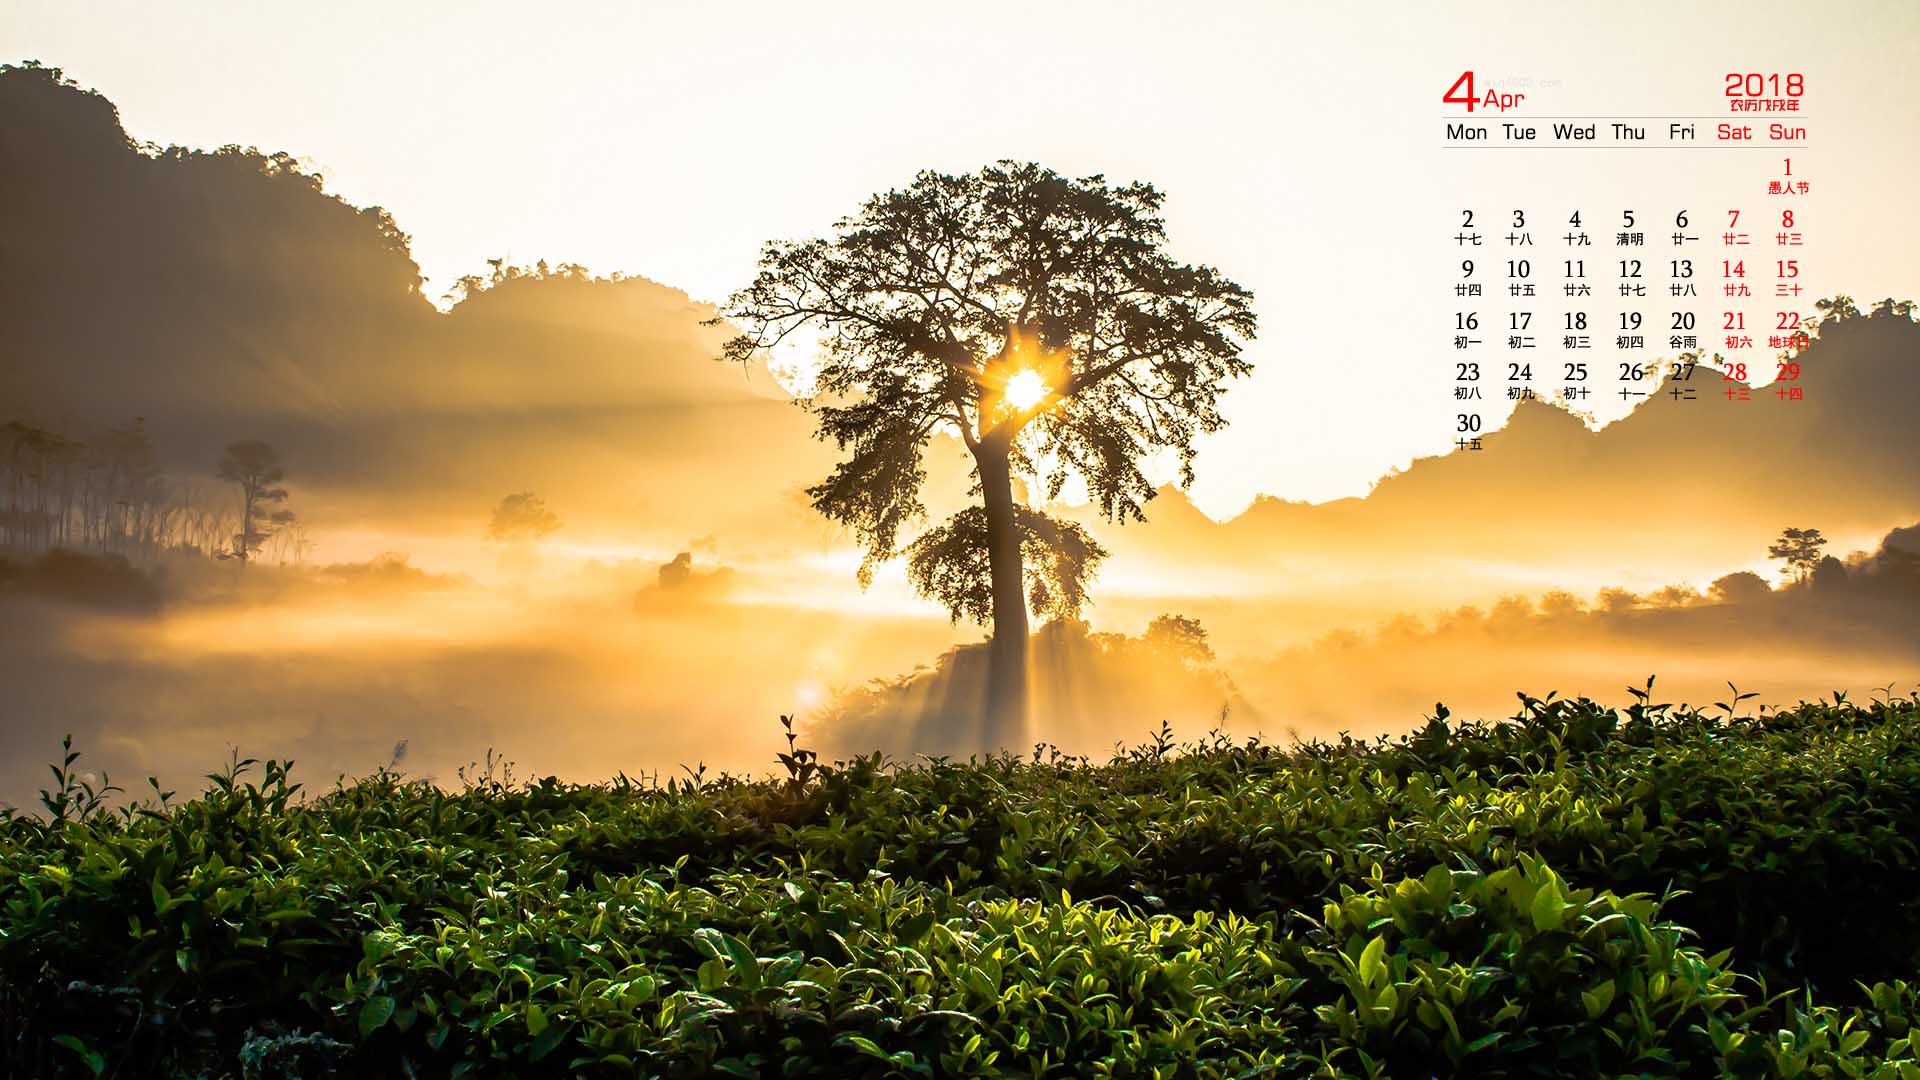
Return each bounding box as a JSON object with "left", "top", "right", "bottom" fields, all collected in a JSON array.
[
  {"left": 9, "top": 0, "right": 1920, "bottom": 515},
  {"left": 3, "top": 17, "right": 1919, "bottom": 807}
]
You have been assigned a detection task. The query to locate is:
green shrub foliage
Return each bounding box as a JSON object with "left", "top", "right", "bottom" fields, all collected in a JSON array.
[{"left": 5, "top": 688, "right": 1920, "bottom": 1076}]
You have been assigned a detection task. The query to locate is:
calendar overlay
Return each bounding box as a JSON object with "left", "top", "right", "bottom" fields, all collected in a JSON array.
[{"left": 1440, "top": 71, "right": 1811, "bottom": 451}]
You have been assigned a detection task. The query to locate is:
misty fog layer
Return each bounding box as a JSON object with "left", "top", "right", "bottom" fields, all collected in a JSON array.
[
  {"left": 1, "top": 551, "right": 965, "bottom": 806},
  {"left": 4, "top": 64, "right": 1919, "bottom": 806}
]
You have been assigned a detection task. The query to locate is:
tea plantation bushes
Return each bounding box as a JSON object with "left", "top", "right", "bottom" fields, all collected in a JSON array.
[{"left": 4, "top": 691, "right": 1920, "bottom": 1076}]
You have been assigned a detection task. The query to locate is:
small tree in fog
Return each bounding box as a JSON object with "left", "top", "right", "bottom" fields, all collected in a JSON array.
[
  {"left": 1710, "top": 570, "right": 1772, "bottom": 605},
  {"left": 217, "top": 440, "right": 289, "bottom": 565},
  {"left": 487, "top": 493, "right": 562, "bottom": 543},
  {"left": 1143, "top": 614, "right": 1214, "bottom": 665},
  {"left": 1597, "top": 587, "right": 1642, "bottom": 614},
  {"left": 1768, "top": 527, "right": 1827, "bottom": 584},
  {"left": 488, "top": 492, "right": 560, "bottom": 580}
]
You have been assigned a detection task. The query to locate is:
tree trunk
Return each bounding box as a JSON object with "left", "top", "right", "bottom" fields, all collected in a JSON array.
[
  {"left": 976, "top": 437, "right": 1029, "bottom": 753},
  {"left": 237, "top": 487, "right": 254, "bottom": 565}
]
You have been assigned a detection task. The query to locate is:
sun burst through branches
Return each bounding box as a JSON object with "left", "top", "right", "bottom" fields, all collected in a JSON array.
[{"left": 1003, "top": 368, "right": 1049, "bottom": 411}]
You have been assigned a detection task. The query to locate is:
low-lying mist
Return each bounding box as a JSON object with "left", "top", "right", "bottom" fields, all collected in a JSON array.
[
  {"left": 7, "top": 521, "right": 1916, "bottom": 812},
  {"left": 0, "top": 547, "right": 965, "bottom": 809}
]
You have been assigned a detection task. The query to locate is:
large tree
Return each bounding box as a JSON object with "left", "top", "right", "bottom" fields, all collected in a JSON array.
[{"left": 716, "top": 161, "right": 1256, "bottom": 749}]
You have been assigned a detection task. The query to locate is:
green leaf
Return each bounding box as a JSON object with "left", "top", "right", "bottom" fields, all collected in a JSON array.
[
  {"left": 712, "top": 932, "right": 759, "bottom": 990},
  {"left": 1357, "top": 935, "right": 1387, "bottom": 987},
  {"left": 1419, "top": 998, "right": 1463, "bottom": 1044},
  {"left": 1466, "top": 1031, "right": 1508, "bottom": 1054},
  {"left": 525, "top": 1003, "right": 548, "bottom": 1037},
  {"left": 529, "top": 1024, "right": 566, "bottom": 1061},
  {"left": 1581, "top": 982, "right": 1616, "bottom": 1018},
  {"left": 360, "top": 994, "right": 396, "bottom": 1037},
  {"left": 53, "top": 1035, "right": 106, "bottom": 1077},
  {"left": 1374, "top": 983, "right": 1399, "bottom": 1016},
  {"left": 1529, "top": 881, "right": 1567, "bottom": 932},
  {"left": 895, "top": 911, "right": 936, "bottom": 943}
]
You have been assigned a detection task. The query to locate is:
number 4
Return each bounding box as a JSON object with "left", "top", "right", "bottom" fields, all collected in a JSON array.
[{"left": 1444, "top": 71, "right": 1476, "bottom": 111}]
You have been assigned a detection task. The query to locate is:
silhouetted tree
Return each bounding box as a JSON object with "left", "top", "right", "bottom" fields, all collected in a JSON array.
[
  {"left": 487, "top": 492, "right": 560, "bottom": 581},
  {"left": 716, "top": 161, "right": 1257, "bottom": 748},
  {"left": 1538, "top": 589, "right": 1585, "bottom": 618},
  {"left": 1813, "top": 295, "right": 1859, "bottom": 326},
  {"left": 86, "top": 419, "right": 164, "bottom": 556},
  {"left": 2, "top": 418, "right": 249, "bottom": 559},
  {"left": 659, "top": 551, "right": 694, "bottom": 589},
  {"left": 1811, "top": 554, "right": 1849, "bottom": 592},
  {"left": 1710, "top": 570, "right": 1772, "bottom": 605},
  {"left": 3, "top": 421, "right": 66, "bottom": 550},
  {"left": 1648, "top": 584, "right": 1704, "bottom": 608},
  {"left": 1768, "top": 526, "right": 1827, "bottom": 584},
  {"left": 1597, "top": 587, "right": 1642, "bottom": 614},
  {"left": 486, "top": 492, "right": 561, "bottom": 542},
  {"left": 1488, "top": 595, "right": 1535, "bottom": 627},
  {"left": 1143, "top": 614, "right": 1214, "bottom": 665},
  {"left": 266, "top": 516, "right": 313, "bottom": 566},
  {"left": 217, "top": 440, "right": 289, "bottom": 564},
  {"left": 447, "top": 258, "right": 594, "bottom": 305}
]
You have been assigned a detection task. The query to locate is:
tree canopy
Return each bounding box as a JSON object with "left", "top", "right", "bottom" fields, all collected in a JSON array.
[
  {"left": 716, "top": 161, "right": 1256, "bottom": 745},
  {"left": 716, "top": 161, "right": 1256, "bottom": 602}
]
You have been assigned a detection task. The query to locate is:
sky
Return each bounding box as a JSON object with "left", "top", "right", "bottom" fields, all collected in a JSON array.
[{"left": 7, "top": 0, "right": 1919, "bottom": 517}]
